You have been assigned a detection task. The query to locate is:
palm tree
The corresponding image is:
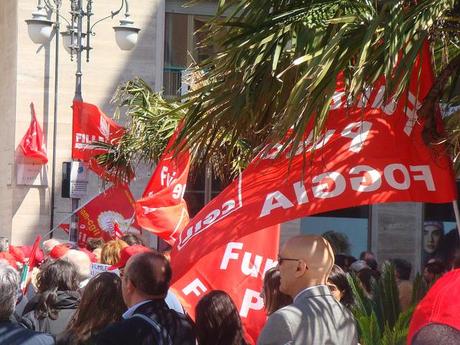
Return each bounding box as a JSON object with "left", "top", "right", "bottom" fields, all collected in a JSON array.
[
  {"left": 176, "top": 0, "right": 460, "bottom": 167},
  {"left": 98, "top": 0, "right": 460, "bottom": 180}
]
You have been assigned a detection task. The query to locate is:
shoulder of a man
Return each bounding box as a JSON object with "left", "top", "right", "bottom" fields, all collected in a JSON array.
[
  {"left": 0, "top": 322, "right": 55, "bottom": 345},
  {"left": 257, "top": 305, "right": 299, "bottom": 345},
  {"left": 94, "top": 311, "right": 196, "bottom": 345},
  {"left": 22, "top": 331, "right": 55, "bottom": 345},
  {"left": 93, "top": 318, "right": 147, "bottom": 345}
]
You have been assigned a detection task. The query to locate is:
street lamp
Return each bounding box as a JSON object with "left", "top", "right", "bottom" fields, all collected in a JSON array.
[{"left": 26, "top": 0, "right": 141, "bottom": 243}]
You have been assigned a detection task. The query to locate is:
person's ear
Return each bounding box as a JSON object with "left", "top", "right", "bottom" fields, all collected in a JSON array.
[
  {"left": 294, "top": 260, "right": 308, "bottom": 277},
  {"left": 126, "top": 278, "right": 136, "bottom": 294}
]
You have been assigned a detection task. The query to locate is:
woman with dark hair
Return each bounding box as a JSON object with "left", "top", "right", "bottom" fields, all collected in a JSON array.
[
  {"left": 57, "top": 272, "right": 126, "bottom": 345},
  {"left": 327, "top": 265, "right": 354, "bottom": 308},
  {"left": 21, "top": 260, "right": 80, "bottom": 335},
  {"left": 261, "top": 267, "right": 292, "bottom": 315},
  {"left": 195, "top": 290, "right": 249, "bottom": 345}
]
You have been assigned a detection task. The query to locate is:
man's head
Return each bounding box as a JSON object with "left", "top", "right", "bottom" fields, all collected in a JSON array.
[
  {"left": 0, "top": 261, "right": 19, "bottom": 320},
  {"left": 121, "top": 252, "right": 171, "bottom": 307},
  {"left": 391, "top": 258, "right": 412, "bottom": 281},
  {"left": 42, "top": 239, "right": 61, "bottom": 256},
  {"left": 278, "top": 235, "right": 334, "bottom": 298},
  {"left": 62, "top": 249, "right": 91, "bottom": 283}
]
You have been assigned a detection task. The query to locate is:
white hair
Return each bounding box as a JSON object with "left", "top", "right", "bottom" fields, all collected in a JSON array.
[
  {"left": 42, "top": 239, "right": 61, "bottom": 255},
  {"left": 0, "top": 261, "right": 19, "bottom": 319},
  {"left": 62, "top": 249, "right": 91, "bottom": 282}
]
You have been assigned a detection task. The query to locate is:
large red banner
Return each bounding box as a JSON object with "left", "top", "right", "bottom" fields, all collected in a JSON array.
[
  {"left": 135, "top": 128, "right": 190, "bottom": 245},
  {"left": 77, "top": 185, "right": 139, "bottom": 245},
  {"left": 170, "top": 45, "right": 457, "bottom": 282},
  {"left": 171, "top": 225, "right": 280, "bottom": 344}
]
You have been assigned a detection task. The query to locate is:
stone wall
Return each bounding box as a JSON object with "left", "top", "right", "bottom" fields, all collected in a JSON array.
[{"left": 0, "top": 0, "right": 164, "bottom": 244}]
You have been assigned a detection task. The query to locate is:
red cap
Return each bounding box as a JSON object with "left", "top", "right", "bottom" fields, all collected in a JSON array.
[
  {"left": 109, "top": 245, "right": 152, "bottom": 270},
  {"left": 407, "top": 269, "right": 460, "bottom": 344},
  {"left": 49, "top": 244, "right": 70, "bottom": 259}
]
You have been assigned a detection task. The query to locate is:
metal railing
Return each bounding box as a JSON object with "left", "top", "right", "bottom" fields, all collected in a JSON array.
[{"left": 163, "top": 66, "right": 187, "bottom": 98}]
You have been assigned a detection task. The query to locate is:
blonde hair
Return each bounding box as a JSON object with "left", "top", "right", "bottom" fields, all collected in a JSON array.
[{"left": 100, "top": 240, "right": 128, "bottom": 265}]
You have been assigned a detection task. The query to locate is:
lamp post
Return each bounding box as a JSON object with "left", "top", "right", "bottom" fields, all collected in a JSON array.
[{"left": 26, "top": 0, "right": 141, "bottom": 243}]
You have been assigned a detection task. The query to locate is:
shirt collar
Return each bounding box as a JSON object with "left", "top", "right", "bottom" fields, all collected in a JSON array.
[
  {"left": 293, "top": 284, "right": 329, "bottom": 303},
  {"left": 122, "top": 300, "right": 151, "bottom": 319}
]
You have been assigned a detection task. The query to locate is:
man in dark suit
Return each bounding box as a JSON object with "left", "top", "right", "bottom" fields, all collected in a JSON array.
[
  {"left": 0, "top": 261, "right": 54, "bottom": 345},
  {"left": 258, "top": 235, "right": 358, "bottom": 345},
  {"left": 94, "top": 252, "right": 195, "bottom": 345}
]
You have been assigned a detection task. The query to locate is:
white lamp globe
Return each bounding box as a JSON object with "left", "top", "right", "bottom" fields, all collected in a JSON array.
[
  {"left": 25, "top": 9, "right": 54, "bottom": 45},
  {"left": 113, "top": 18, "right": 140, "bottom": 51}
]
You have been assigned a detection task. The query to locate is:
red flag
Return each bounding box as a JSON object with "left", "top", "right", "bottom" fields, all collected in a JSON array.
[
  {"left": 59, "top": 223, "right": 70, "bottom": 234},
  {"left": 170, "top": 43, "right": 457, "bottom": 282},
  {"left": 77, "top": 185, "right": 139, "bottom": 245},
  {"left": 19, "top": 103, "right": 48, "bottom": 164},
  {"left": 72, "top": 101, "right": 128, "bottom": 181},
  {"left": 23, "top": 235, "right": 42, "bottom": 293},
  {"left": 171, "top": 225, "right": 280, "bottom": 344},
  {"left": 135, "top": 127, "right": 190, "bottom": 245}
]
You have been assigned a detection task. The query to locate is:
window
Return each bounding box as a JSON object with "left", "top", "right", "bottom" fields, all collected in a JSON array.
[{"left": 300, "top": 206, "right": 370, "bottom": 258}]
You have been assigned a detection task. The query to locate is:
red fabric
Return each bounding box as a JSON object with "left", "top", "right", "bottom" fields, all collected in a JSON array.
[
  {"left": 49, "top": 244, "right": 70, "bottom": 259},
  {"left": 18, "top": 245, "right": 44, "bottom": 264},
  {"left": 170, "top": 225, "right": 280, "bottom": 344},
  {"left": 135, "top": 126, "right": 190, "bottom": 245},
  {"left": 170, "top": 43, "right": 457, "bottom": 283},
  {"left": 27, "top": 235, "right": 42, "bottom": 271},
  {"left": 72, "top": 101, "right": 129, "bottom": 182},
  {"left": 19, "top": 103, "right": 48, "bottom": 164},
  {"left": 0, "top": 252, "right": 18, "bottom": 269},
  {"left": 407, "top": 269, "right": 460, "bottom": 344},
  {"left": 59, "top": 224, "right": 70, "bottom": 234},
  {"left": 108, "top": 245, "right": 152, "bottom": 270},
  {"left": 77, "top": 185, "right": 139, "bottom": 245},
  {"left": 8, "top": 245, "right": 25, "bottom": 263}
]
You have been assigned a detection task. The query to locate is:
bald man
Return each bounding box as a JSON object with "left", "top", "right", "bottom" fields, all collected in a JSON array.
[{"left": 257, "top": 235, "right": 358, "bottom": 345}]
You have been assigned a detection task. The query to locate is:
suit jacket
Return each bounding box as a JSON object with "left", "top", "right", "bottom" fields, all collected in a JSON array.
[
  {"left": 0, "top": 320, "right": 55, "bottom": 345},
  {"left": 93, "top": 299, "right": 196, "bottom": 345},
  {"left": 257, "top": 285, "right": 358, "bottom": 345}
]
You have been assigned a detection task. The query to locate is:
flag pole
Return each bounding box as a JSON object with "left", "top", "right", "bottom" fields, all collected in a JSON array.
[{"left": 453, "top": 200, "right": 460, "bottom": 239}]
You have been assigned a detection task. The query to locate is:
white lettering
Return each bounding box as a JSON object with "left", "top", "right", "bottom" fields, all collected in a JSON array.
[
  {"left": 220, "top": 242, "right": 243, "bottom": 270},
  {"left": 259, "top": 191, "right": 294, "bottom": 217},
  {"left": 312, "top": 172, "right": 346, "bottom": 198},
  {"left": 349, "top": 165, "right": 382, "bottom": 192},
  {"left": 410, "top": 165, "right": 435, "bottom": 191},
  {"left": 240, "top": 289, "right": 264, "bottom": 318},
  {"left": 182, "top": 278, "right": 207, "bottom": 297},
  {"left": 341, "top": 121, "right": 372, "bottom": 153},
  {"left": 384, "top": 164, "right": 410, "bottom": 190},
  {"left": 404, "top": 92, "right": 420, "bottom": 136},
  {"left": 172, "top": 184, "right": 185, "bottom": 199},
  {"left": 293, "top": 181, "right": 308, "bottom": 205},
  {"left": 241, "top": 252, "right": 263, "bottom": 277}
]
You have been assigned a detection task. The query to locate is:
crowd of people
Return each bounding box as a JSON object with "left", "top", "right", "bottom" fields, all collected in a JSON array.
[{"left": 0, "top": 231, "right": 458, "bottom": 345}]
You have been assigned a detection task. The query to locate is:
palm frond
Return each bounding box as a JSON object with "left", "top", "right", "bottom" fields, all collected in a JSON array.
[{"left": 173, "top": 0, "right": 460, "bottom": 170}]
